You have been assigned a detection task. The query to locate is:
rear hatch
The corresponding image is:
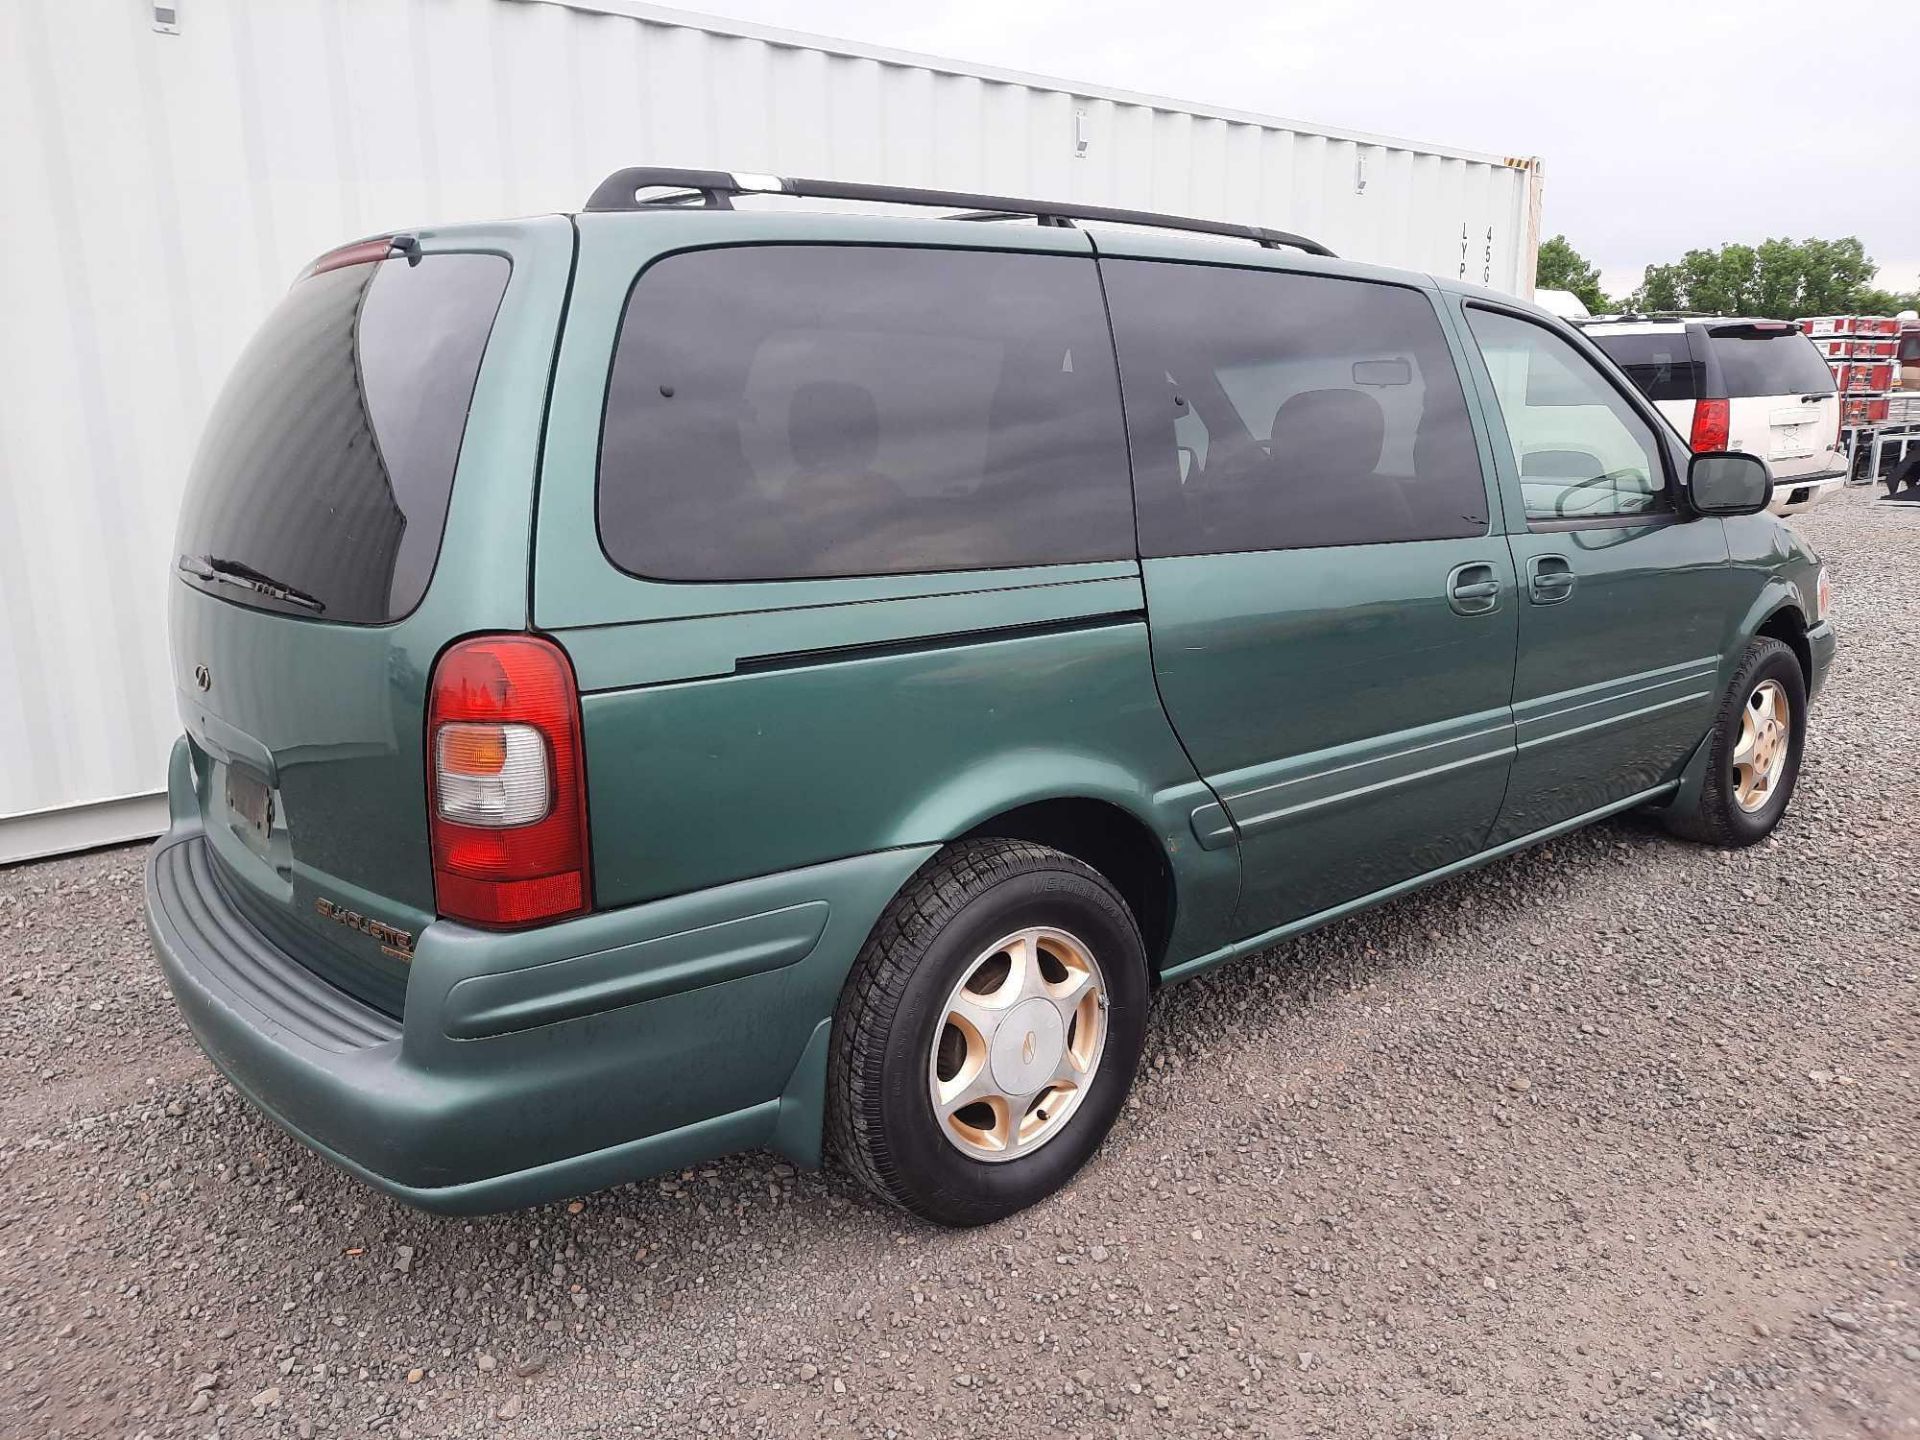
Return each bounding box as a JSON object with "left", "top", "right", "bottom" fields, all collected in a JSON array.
[
  {"left": 169, "top": 219, "right": 570, "bottom": 1014},
  {"left": 1704, "top": 321, "right": 1842, "bottom": 480}
]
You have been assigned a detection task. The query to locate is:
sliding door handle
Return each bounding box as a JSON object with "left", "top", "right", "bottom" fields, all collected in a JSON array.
[
  {"left": 1446, "top": 562, "right": 1503, "bottom": 616},
  {"left": 1528, "top": 554, "right": 1576, "bottom": 604}
]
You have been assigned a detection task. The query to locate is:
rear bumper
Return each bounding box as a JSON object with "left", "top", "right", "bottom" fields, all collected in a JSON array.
[
  {"left": 1768, "top": 472, "right": 1845, "bottom": 517},
  {"left": 147, "top": 744, "right": 932, "bottom": 1212}
]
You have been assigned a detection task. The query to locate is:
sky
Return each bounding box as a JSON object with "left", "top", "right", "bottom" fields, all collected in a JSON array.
[{"left": 682, "top": 0, "right": 1919, "bottom": 299}]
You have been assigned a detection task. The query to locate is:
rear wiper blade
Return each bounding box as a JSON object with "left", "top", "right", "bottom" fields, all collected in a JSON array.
[{"left": 177, "top": 553, "right": 326, "bottom": 613}]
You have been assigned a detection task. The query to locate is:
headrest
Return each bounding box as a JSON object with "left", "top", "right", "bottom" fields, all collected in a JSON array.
[{"left": 1270, "top": 388, "right": 1386, "bottom": 484}]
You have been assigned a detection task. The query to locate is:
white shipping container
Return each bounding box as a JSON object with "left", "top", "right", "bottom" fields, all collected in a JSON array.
[{"left": 0, "top": 0, "right": 1544, "bottom": 863}]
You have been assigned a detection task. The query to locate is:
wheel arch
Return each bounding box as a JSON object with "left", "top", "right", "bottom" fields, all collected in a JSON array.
[
  {"left": 1727, "top": 578, "right": 1809, "bottom": 689},
  {"left": 1660, "top": 591, "right": 1812, "bottom": 833},
  {"left": 956, "top": 797, "right": 1177, "bottom": 976},
  {"left": 1752, "top": 600, "right": 1811, "bottom": 685},
  {"left": 874, "top": 750, "right": 1229, "bottom": 978},
  {"left": 779, "top": 765, "right": 1229, "bottom": 1172}
]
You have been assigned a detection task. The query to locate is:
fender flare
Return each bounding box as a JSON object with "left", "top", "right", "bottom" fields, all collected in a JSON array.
[
  {"left": 877, "top": 748, "right": 1239, "bottom": 958},
  {"left": 879, "top": 748, "right": 1179, "bottom": 854},
  {"left": 1723, "top": 580, "right": 1806, "bottom": 692}
]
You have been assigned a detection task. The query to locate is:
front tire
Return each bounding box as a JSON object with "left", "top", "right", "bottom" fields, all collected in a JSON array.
[
  {"left": 1665, "top": 636, "right": 1806, "bottom": 847},
  {"left": 827, "top": 839, "right": 1149, "bottom": 1227}
]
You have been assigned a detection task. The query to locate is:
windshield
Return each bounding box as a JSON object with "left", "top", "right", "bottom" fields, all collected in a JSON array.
[
  {"left": 1707, "top": 326, "right": 1834, "bottom": 398},
  {"left": 175, "top": 252, "right": 510, "bottom": 624}
]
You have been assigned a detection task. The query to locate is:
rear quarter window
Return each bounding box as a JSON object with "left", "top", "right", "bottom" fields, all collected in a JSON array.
[
  {"left": 595, "top": 245, "right": 1134, "bottom": 582},
  {"left": 1588, "top": 332, "right": 1702, "bottom": 402},
  {"left": 176, "top": 252, "right": 510, "bottom": 624}
]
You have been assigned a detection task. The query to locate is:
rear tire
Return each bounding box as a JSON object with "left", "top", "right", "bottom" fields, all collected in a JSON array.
[
  {"left": 1664, "top": 637, "right": 1805, "bottom": 848},
  {"left": 827, "top": 839, "right": 1149, "bottom": 1227}
]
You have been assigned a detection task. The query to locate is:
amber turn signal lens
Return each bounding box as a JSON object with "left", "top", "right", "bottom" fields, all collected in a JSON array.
[{"left": 439, "top": 723, "right": 508, "bottom": 775}]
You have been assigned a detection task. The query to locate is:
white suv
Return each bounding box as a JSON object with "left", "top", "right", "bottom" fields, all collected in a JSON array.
[{"left": 1578, "top": 317, "right": 1844, "bottom": 516}]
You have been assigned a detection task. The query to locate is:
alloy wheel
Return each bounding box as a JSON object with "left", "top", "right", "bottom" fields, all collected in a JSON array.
[
  {"left": 928, "top": 927, "right": 1109, "bottom": 1162},
  {"left": 1732, "top": 678, "right": 1791, "bottom": 813}
]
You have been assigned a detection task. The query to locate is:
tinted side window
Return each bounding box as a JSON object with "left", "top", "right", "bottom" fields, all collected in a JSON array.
[
  {"left": 1589, "top": 332, "right": 1701, "bottom": 401},
  {"left": 597, "top": 246, "right": 1132, "bottom": 582},
  {"left": 1464, "top": 307, "right": 1670, "bottom": 523},
  {"left": 1103, "top": 261, "right": 1488, "bottom": 555}
]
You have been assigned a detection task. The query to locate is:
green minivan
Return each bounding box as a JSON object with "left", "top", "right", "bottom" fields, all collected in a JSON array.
[{"left": 145, "top": 169, "right": 1834, "bottom": 1226}]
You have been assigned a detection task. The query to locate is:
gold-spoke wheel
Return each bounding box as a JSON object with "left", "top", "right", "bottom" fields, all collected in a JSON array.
[
  {"left": 1732, "top": 678, "right": 1791, "bottom": 814},
  {"left": 929, "top": 926, "right": 1108, "bottom": 1163}
]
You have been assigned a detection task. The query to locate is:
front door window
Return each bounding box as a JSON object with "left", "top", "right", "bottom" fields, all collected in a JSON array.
[{"left": 1464, "top": 307, "right": 1671, "bottom": 524}]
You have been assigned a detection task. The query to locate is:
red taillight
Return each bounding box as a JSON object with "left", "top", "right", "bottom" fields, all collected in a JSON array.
[
  {"left": 427, "top": 635, "right": 591, "bottom": 929},
  {"left": 1690, "top": 397, "right": 1730, "bottom": 452}
]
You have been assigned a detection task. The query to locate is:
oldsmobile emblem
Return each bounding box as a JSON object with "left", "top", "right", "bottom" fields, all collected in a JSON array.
[
  {"left": 193, "top": 664, "right": 211, "bottom": 692},
  {"left": 315, "top": 897, "right": 415, "bottom": 961}
]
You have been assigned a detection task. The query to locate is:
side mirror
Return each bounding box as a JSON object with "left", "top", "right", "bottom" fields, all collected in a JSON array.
[{"left": 1687, "top": 451, "right": 1773, "bottom": 517}]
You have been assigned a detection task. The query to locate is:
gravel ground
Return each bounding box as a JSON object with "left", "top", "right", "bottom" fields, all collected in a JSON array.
[{"left": 4, "top": 486, "right": 1917, "bottom": 1440}]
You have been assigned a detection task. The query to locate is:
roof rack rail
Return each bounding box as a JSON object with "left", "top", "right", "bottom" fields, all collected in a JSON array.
[
  {"left": 581, "top": 166, "right": 1337, "bottom": 258},
  {"left": 1571, "top": 311, "right": 1714, "bottom": 324}
]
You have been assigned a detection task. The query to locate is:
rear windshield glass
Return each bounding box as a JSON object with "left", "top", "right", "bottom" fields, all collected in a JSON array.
[
  {"left": 1708, "top": 327, "right": 1834, "bottom": 398},
  {"left": 596, "top": 245, "right": 1133, "bottom": 582},
  {"left": 176, "top": 252, "right": 510, "bottom": 624},
  {"left": 1589, "top": 332, "right": 1702, "bottom": 401}
]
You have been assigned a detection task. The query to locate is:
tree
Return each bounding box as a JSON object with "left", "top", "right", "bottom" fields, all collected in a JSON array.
[
  {"left": 1535, "top": 234, "right": 1611, "bottom": 314},
  {"left": 1624, "top": 236, "right": 1878, "bottom": 317},
  {"left": 1855, "top": 283, "right": 1920, "bottom": 318}
]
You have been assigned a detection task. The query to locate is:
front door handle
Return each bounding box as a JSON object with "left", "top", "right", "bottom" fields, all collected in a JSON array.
[
  {"left": 1446, "top": 561, "right": 1502, "bottom": 616},
  {"left": 1528, "top": 554, "right": 1576, "bottom": 605}
]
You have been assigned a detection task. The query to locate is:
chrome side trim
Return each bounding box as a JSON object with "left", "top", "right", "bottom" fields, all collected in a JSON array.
[
  {"left": 564, "top": 574, "right": 1148, "bottom": 692},
  {"left": 1513, "top": 657, "right": 1720, "bottom": 755},
  {"left": 1161, "top": 779, "right": 1680, "bottom": 984},
  {"left": 1211, "top": 708, "right": 1515, "bottom": 839}
]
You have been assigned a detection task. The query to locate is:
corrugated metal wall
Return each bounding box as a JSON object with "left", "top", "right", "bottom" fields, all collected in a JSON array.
[{"left": 0, "top": 0, "right": 1541, "bottom": 863}]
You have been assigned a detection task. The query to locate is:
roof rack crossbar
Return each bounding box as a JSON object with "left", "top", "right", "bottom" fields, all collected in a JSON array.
[{"left": 582, "top": 166, "right": 1336, "bottom": 258}]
